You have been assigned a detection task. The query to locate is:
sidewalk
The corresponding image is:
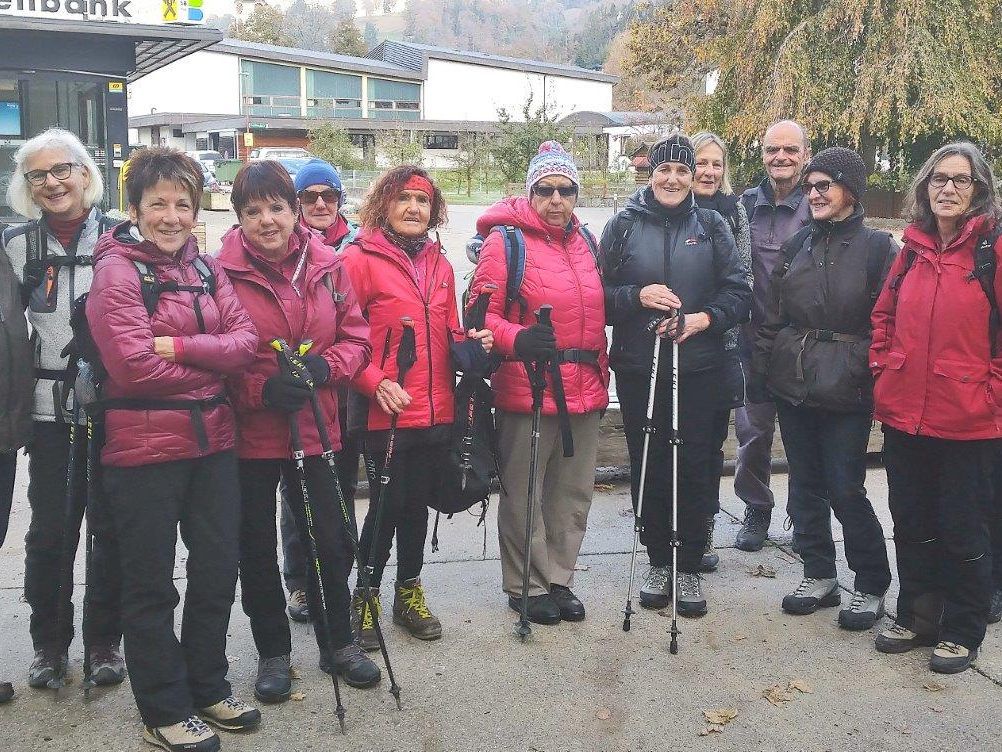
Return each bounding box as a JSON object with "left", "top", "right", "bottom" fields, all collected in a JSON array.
[{"left": 0, "top": 455, "right": 998, "bottom": 752}]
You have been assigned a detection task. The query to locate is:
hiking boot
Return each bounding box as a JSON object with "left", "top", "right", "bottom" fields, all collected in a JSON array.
[
  {"left": 549, "top": 584, "right": 585, "bottom": 621},
  {"left": 199, "top": 695, "right": 262, "bottom": 732},
  {"left": 782, "top": 577, "right": 840, "bottom": 615},
  {"left": 838, "top": 591, "right": 885, "bottom": 631},
  {"left": 27, "top": 648, "right": 67, "bottom": 688},
  {"left": 640, "top": 566, "right": 671, "bottom": 610},
  {"left": 0, "top": 682, "right": 13, "bottom": 704},
  {"left": 989, "top": 589, "right": 1002, "bottom": 625},
  {"left": 143, "top": 716, "right": 220, "bottom": 752},
  {"left": 507, "top": 593, "right": 561, "bottom": 625},
  {"left": 930, "top": 641, "right": 978, "bottom": 674},
  {"left": 734, "top": 507, "right": 771, "bottom": 552},
  {"left": 254, "top": 654, "right": 292, "bottom": 704},
  {"left": 676, "top": 572, "right": 707, "bottom": 617},
  {"left": 89, "top": 642, "right": 127, "bottom": 686},
  {"left": 874, "top": 623, "right": 938, "bottom": 654},
  {"left": 700, "top": 516, "right": 720, "bottom": 572},
  {"left": 351, "top": 587, "right": 382, "bottom": 651},
  {"left": 287, "top": 589, "right": 310, "bottom": 623},
  {"left": 321, "top": 643, "right": 381, "bottom": 688},
  {"left": 393, "top": 578, "right": 442, "bottom": 640}
]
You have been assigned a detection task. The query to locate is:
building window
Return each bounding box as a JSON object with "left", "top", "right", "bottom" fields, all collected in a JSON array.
[
  {"left": 241, "top": 59, "right": 302, "bottom": 117},
  {"left": 367, "top": 78, "right": 421, "bottom": 121},
  {"left": 424, "top": 134, "right": 458, "bottom": 150},
  {"left": 172, "top": 128, "right": 183, "bottom": 138}
]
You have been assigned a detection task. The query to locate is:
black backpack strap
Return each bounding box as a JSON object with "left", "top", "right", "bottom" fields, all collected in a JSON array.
[
  {"left": 889, "top": 248, "right": 917, "bottom": 293},
  {"left": 603, "top": 211, "right": 636, "bottom": 277},
  {"left": 192, "top": 255, "right": 216, "bottom": 296},
  {"left": 132, "top": 260, "right": 160, "bottom": 317},
  {"left": 578, "top": 225, "right": 601, "bottom": 275},
  {"left": 740, "top": 190, "right": 757, "bottom": 223},
  {"left": 498, "top": 226, "right": 527, "bottom": 322},
  {"left": 97, "top": 213, "right": 117, "bottom": 235},
  {"left": 26, "top": 220, "right": 45, "bottom": 265},
  {"left": 322, "top": 272, "right": 347, "bottom": 306},
  {"left": 776, "top": 226, "right": 814, "bottom": 279},
  {"left": 973, "top": 226, "right": 1001, "bottom": 356},
  {"left": 864, "top": 231, "right": 894, "bottom": 306}
]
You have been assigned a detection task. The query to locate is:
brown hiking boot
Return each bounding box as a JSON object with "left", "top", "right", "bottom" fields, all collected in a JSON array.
[
  {"left": 393, "top": 578, "right": 442, "bottom": 640},
  {"left": 351, "top": 587, "right": 381, "bottom": 651}
]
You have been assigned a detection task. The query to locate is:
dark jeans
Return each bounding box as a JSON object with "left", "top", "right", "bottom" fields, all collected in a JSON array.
[
  {"left": 0, "top": 450, "right": 15, "bottom": 547},
  {"left": 280, "top": 433, "right": 360, "bottom": 594},
  {"left": 708, "top": 409, "right": 731, "bottom": 516},
  {"left": 992, "top": 454, "right": 1002, "bottom": 590},
  {"left": 358, "top": 435, "right": 443, "bottom": 587},
  {"left": 618, "top": 364, "right": 722, "bottom": 573},
  {"left": 776, "top": 402, "right": 891, "bottom": 594},
  {"left": 882, "top": 427, "right": 997, "bottom": 649},
  {"left": 104, "top": 450, "right": 239, "bottom": 728},
  {"left": 25, "top": 420, "right": 120, "bottom": 652},
  {"left": 239, "top": 457, "right": 354, "bottom": 660}
]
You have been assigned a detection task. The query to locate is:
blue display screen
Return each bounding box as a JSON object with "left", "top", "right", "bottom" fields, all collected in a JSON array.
[{"left": 0, "top": 101, "right": 21, "bottom": 137}]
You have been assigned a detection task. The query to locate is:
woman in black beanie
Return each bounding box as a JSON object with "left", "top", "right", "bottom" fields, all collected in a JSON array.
[{"left": 752, "top": 146, "right": 895, "bottom": 630}]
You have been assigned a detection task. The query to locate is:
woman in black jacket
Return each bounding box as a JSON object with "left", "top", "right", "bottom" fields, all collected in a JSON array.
[
  {"left": 602, "top": 133, "right": 751, "bottom": 617},
  {"left": 752, "top": 147, "right": 894, "bottom": 631}
]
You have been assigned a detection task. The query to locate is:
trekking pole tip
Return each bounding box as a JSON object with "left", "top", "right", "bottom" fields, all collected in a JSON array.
[{"left": 391, "top": 685, "right": 402, "bottom": 710}]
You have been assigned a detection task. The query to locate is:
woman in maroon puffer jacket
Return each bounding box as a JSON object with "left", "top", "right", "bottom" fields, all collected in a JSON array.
[
  {"left": 341, "top": 166, "right": 491, "bottom": 648},
  {"left": 468, "top": 141, "right": 609, "bottom": 626},
  {"left": 88, "top": 148, "right": 259, "bottom": 752},
  {"left": 870, "top": 141, "right": 1002, "bottom": 675},
  {"left": 217, "top": 161, "right": 379, "bottom": 702}
]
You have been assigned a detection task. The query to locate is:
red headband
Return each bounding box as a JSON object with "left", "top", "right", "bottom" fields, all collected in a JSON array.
[{"left": 404, "top": 175, "right": 433, "bottom": 197}]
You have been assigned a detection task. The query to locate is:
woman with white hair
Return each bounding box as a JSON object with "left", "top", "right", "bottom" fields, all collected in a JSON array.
[{"left": 1, "top": 127, "right": 124, "bottom": 689}]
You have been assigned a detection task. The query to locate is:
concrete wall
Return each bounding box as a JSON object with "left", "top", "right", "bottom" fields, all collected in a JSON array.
[
  {"left": 129, "top": 51, "right": 241, "bottom": 117},
  {"left": 545, "top": 76, "right": 613, "bottom": 120}
]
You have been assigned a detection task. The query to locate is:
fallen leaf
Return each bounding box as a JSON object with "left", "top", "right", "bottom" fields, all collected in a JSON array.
[
  {"left": 703, "top": 708, "right": 737, "bottom": 725},
  {"left": 594, "top": 483, "right": 614, "bottom": 491},
  {"left": 595, "top": 708, "right": 612, "bottom": 720},
  {"left": 789, "top": 679, "right": 814, "bottom": 694},
  {"left": 698, "top": 725, "right": 724, "bottom": 736},
  {"left": 734, "top": 635, "right": 748, "bottom": 641},
  {"left": 762, "top": 684, "right": 793, "bottom": 706},
  {"left": 289, "top": 667, "right": 300, "bottom": 679},
  {"left": 922, "top": 681, "right": 946, "bottom": 692},
  {"left": 749, "top": 564, "right": 777, "bottom": 578},
  {"left": 574, "top": 563, "right": 591, "bottom": 572},
  {"left": 290, "top": 692, "right": 306, "bottom": 701},
  {"left": 930, "top": 706, "right": 944, "bottom": 713}
]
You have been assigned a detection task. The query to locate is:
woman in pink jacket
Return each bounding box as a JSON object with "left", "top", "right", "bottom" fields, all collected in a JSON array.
[
  {"left": 870, "top": 142, "right": 1002, "bottom": 674},
  {"left": 88, "top": 148, "right": 259, "bottom": 752},
  {"left": 468, "top": 141, "right": 609, "bottom": 625}
]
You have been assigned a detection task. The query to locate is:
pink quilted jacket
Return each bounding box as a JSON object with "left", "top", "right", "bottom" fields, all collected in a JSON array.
[{"left": 468, "top": 197, "right": 609, "bottom": 415}]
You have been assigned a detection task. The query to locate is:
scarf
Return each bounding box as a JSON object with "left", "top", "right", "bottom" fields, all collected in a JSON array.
[{"left": 382, "top": 225, "right": 429, "bottom": 258}]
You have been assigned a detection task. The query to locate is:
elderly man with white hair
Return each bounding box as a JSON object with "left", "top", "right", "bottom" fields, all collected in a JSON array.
[{"left": 1, "top": 127, "right": 124, "bottom": 690}]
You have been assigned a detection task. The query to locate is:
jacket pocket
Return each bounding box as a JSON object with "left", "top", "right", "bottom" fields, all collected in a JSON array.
[{"left": 932, "top": 357, "right": 991, "bottom": 424}]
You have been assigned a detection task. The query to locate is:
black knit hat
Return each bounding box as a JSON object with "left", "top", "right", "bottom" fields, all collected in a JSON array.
[
  {"left": 648, "top": 133, "right": 696, "bottom": 173},
  {"left": 803, "top": 147, "right": 868, "bottom": 199}
]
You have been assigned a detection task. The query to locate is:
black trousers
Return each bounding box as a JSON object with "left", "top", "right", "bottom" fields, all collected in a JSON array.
[
  {"left": 618, "top": 364, "right": 722, "bottom": 573},
  {"left": 882, "top": 427, "right": 997, "bottom": 649},
  {"left": 104, "top": 450, "right": 239, "bottom": 728},
  {"left": 25, "top": 420, "right": 121, "bottom": 652},
  {"left": 992, "top": 453, "right": 1002, "bottom": 590},
  {"left": 777, "top": 402, "right": 891, "bottom": 595},
  {"left": 280, "top": 433, "right": 360, "bottom": 593},
  {"left": 358, "top": 435, "right": 444, "bottom": 587},
  {"left": 239, "top": 457, "right": 354, "bottom": 660},
  {"left": 0, "top": 450, "right": 16, "bottom": 547}
]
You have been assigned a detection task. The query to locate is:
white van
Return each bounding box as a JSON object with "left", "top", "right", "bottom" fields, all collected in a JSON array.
[{"left": 248, "top": 147, "right": 313, "bottom": 160}]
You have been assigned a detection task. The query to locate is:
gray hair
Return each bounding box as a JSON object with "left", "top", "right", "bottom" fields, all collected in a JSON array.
[
  {"left": 7, "top": 128, "right": 104, "bottom": 219},
  {"left": 690, "top": 131, "right": 733, "bottom": 195},
  {"left": 763, "top": 119, "right": 811, "bottom": 152},
  {"left": 907, "top": 141, "right": 1002, "bottom": 234}
]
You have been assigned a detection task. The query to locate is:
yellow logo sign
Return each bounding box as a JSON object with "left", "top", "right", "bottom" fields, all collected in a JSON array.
[
  {"left": 108, "top": 81, "right": 124, "bottom": 93},
  {"left": 162, "top": 0, "right": 178, "bottom": 22}
]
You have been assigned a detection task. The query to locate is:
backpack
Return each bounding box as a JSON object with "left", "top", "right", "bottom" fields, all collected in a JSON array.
[{"left": 463, "top": 224, "right": 601, "bottom": 322}]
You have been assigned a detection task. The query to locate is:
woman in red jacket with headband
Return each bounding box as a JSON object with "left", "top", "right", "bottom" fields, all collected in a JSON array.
[{"left": 341, "top": 166, "right": 491, "bottom": 647}]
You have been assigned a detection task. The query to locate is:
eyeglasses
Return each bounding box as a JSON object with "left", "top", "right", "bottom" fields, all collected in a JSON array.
[
  {"left": 299, "top": 188, "right": 340, "bottom": 205},
  {"left": 24, "top": 162, "right": 80, "bottom": 187},
  {"left": 531, "top": 185, "right": 578, "bottom": 198},
  {"left": 929, "top": 173, "right": 976, "bottom": 190},
  {"left": 802, "top": 179, "right": 833, "bottom": 195}
]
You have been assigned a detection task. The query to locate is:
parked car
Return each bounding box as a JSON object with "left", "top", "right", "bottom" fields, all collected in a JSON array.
[
  {"left": 187, "top": 150, "right": 224, "bottom": 176},
  {"left": 276, "top": 157, "right": 314, "bottom": 182},
  {"left": 248, "top": 147, "right": 312, "bottom": 160}
]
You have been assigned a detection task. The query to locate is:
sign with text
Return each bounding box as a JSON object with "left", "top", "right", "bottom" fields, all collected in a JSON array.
[{"left": 0, "top": 0, "right": 205, "bottom": 25}]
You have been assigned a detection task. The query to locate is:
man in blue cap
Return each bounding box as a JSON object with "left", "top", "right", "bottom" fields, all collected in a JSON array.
[{"left": 282, "top": 159, "right": 361, "bottom": 623}]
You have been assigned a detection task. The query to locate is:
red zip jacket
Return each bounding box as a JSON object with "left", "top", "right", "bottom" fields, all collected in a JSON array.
[
  {"left": 870, "top": 214, "right": 1002, "bottom": 440},
  {"left": 341, "top": 228, "right": 463, "bottom": 432},
  {"left": 218, "top": 224, "right": 371, "bottom": 458},
  {"left": 88, "top": 225, "right": 258, "bottom": 467},
  {"left": 468, "top": 197, "right": 609, "bottom": 415}
]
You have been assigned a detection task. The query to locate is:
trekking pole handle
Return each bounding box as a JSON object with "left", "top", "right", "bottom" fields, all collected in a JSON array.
[
  {"left": 269, "top": 338, "right": 314, "bottom": 388},
  {"left": 535, "top": 304, "right": 552, "bottom": 328},
  {"left": 395, "top": 316, "right": 417, "bottom": 387}
]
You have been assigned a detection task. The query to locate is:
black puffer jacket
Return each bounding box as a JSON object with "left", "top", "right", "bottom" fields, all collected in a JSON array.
[
  {"left": 752, "top": 205, "right": 897, "bottom": 412},
  {"left": 601, "top": 188, "right": 751, "bottom": 377},
  {"left": 0, "top": 242, "right": 33, "bottom": 452}
]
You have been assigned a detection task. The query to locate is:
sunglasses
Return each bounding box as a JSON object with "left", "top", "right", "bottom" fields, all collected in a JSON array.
[
  {"left": 299, "top": 188, "right": 340, "bottom": 205},
  {"left": 25, "top": 161, "right": 80, "bottom": 187},
  {"left": 802, "top": 179, "right": 833, "bottom": 195},
  {"left": 531, "top": 184, "right": 578, "bottom": 198}
]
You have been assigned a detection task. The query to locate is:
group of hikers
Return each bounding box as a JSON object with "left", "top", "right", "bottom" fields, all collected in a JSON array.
[{"left": 0, "top": 118, "right": 1000, "bottom": 751}]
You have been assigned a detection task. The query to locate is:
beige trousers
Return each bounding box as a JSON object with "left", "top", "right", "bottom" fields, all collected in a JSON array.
[{"left": 496, "top": 410, "right": 601, "bottom": 597}]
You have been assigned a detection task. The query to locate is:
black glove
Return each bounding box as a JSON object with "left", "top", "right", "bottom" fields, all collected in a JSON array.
[
  {"left": 450, "top": 337, "right": 491, "bottom": 376},
  {"left": 514, "top": 324, "right": 556, "bottom": 363},
  {"left": 303, "top": 354, "right": 331, "bottom": 386},
  {"left": 745, "top": 375, "right": 772, "bottom": 405},
  {"left": 262, "top": 372, "right": 312, "bottom": 413}
]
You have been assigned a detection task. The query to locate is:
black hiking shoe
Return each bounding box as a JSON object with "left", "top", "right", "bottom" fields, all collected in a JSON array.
[
  {"left": 989, "top": 589, "right": 1002, "bottom": 625},
  {"left": 838, "top": 592, "right": 885, "bottom": 631},
  {"left": 734, "top": 507, "right": 771, "bottom": 551},
  {"left": 0, "top": 682, "right": 13, "bottom": 704},
  {"left": 321, "top": 644, "right": 381, "bottom": 688},
  {"left": 782, "top": 577, "right": 840, "bottom": 615},
  {"left": 700, "top": 516, "right": 720, "bottom": 572},
  {"left": 287, "top": 589, "right": 310, "bottom": 623},
  {"left": 27, "top": 648, "right": 67, "bottom": 688},
  {"left": 549, "top": 585, "right": 585, "bottom": 621},
  {"left": 507, "top": 593, "right": 561, "bottom": 625},
  {"left": 254, "top": 654, "right": 292, "bottom": 704},
  {"left": 89, "top": 642, "right": 127, "bottom": 686},
  {"left": 639, "top": 566, "right": 671, "bottom": 610},
  {"left": 676, "top": 572, "right": 707, "bottom": 618}
]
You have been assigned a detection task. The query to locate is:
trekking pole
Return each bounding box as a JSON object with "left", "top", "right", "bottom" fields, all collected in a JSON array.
[
  {"left": 516, "top": 304, "right": 552, "bottom": 643},
  {"left": 622, "top": 313, "right": 670, "bottom": 632},
  {"left": 668, "top": 312, "right": 684, "bottom": 655},
  {"left": 270, "top": 339, "right": 348, "bottom": 734},
  {"left": 81, "top": 415, "right": 99, "bottom": 697},
  {"left": 288, "top": 340, "right": 404, "bottom": 711},
  {"left": 51, "top": 402, "right": 83, "bottom": 691},
  {"left": 460, "top": 283, "right": 496, "bottom": 492}
]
